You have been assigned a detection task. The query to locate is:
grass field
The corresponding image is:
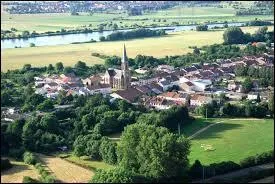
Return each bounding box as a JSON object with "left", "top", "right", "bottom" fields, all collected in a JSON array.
[
  {"left": 1, "top": 7, "right": 273, "bottom": 33},
  {"left": 189, "top": 119, "right": 274, "bottom": 165},
  {"left": 1, "top": 158, "right": 40, "bottom": 183},
  {"left": 2, "top": 26, "right": 273, "bottom": 72}
]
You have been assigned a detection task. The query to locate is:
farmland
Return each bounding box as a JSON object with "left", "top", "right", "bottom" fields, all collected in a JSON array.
[
  {"left": 1, "top": 26, "right": 273, "bottom": 72},
  {"left": 188, "top": 119, "right": 274, "bottom": 165},
  {"left": 1, "top": 158, "right": 40, "bottom": 183},
  {"left": 1, "top": 6, "right": 273, "bottom": 33},
  {"left": 37, "top": 154, "right": 94, "bottom": 183}
]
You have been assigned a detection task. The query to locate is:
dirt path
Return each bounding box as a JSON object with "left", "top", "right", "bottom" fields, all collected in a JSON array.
[
  {"left": 1, "top": 160, "right": 40, "bottom": 183},
  {"left": 37, "top": 154, "right": 94, "bottom": 183},
  {"left": 188, "top": 121, "right": 224, "bottom": 140}
]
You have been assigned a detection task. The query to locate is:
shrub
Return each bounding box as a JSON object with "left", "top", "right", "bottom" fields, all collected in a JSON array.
[
  {"left": 41, "top": 175, "right": 55, "bottom": 183},
  {"left": 9, "top": 147, "right": 25, "bottom": 160},
  {"left": 1, "top": 158, "right": 12, "bottom": 171},
  {"left": 239, "top": 150, "right": 274, "bottom": 168},
  {"left": 23, "top": 151, "right": 37, "bottom": 165},
  {"left": 22, "top": 176, "right": 38, "bottom": 183}
]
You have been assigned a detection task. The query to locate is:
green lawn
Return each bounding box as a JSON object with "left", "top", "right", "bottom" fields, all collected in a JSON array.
[{"left": 189, "top": 119, "right": 274, "bottom": 165}]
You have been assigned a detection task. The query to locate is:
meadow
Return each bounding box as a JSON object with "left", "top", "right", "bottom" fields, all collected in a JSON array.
[
  {"left": 1, "top": 6, "right": 273, "bottom": 33},
  {"left": 188, "top": 119, "right": 274, "bottom": 165},
  {"left": 2, "top": 26, "right": 273, "bottom": 72}
]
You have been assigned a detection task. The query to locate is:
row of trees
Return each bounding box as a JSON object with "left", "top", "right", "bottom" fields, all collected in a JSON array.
[
  {"left": 99, "top": 28, "right": 166, "bottom": 41},
  {"left": 196, "top": 97, "right": 273, "bottom": 118},
  {"left": 223, "top": 26, "right": 274, "bottom": 44}
]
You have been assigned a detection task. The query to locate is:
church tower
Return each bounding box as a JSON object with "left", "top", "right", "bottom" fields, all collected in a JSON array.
[{"left": 121, "top": 44, "right": 131, "bottom": 89}]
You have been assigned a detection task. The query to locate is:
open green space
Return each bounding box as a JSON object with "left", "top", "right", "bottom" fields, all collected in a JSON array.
[
  {"left": 189, "top": 119, "right": 274, "bottom": 165},
  {"left": 2, "top": 26, "right": 273, "bottom": 72},
  {"left": 1, "top": 7, "right": 273, "bottom": 33}
]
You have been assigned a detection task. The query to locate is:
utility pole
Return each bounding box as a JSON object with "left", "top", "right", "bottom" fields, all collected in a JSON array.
[
  {"left": 178, "top": 123, "right": 181, "bottom": 135},
  {"left": 202, "top": 166, "right": 205, "bottom": 182}
]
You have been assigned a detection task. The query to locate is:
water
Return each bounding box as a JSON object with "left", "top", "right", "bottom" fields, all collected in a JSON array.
[{"left": 1, "top": 22, "right": 245, "bottom": 49}]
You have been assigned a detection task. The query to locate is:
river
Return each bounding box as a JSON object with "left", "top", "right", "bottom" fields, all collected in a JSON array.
[{"left": 1, "top": 22, "right": 245, "bottom": 49}]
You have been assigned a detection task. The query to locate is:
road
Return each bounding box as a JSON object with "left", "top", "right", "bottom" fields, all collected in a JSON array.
[
  {"left": 194, "top": 163, "right": 274, "bottom": 183},
  {"left": 37, "top": 154, "right": 94, "bottom": 183}
]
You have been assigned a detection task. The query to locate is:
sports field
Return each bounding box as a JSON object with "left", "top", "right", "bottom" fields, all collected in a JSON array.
[
  {"left": 188, "top": 119, "right": 274, "bottom": 165},
  {"left": 2, "top": 26, "right": 273, "bottom": 72}
]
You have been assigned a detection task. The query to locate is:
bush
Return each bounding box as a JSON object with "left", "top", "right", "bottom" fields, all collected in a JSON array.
[
  {"left": 22, "top": 176, "right": 38, "bottom": 183},
  {"left": 240, "top": 150, "right": 274, "bottom": 168},
  {"left": 41, "top": 175, "right": 55, "bottom": 183},
  {"left": 9, "top": 147, "right": 25, "bottom": 160},
  {"left": 23, "top": 151, "right": 37, "bottom": 165},
  {"left": 1, "top": 158, "right": 12, "bottom": 171}
]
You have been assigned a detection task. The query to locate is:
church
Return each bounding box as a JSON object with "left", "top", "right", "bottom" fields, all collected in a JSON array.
[{"left": 102, "top": 44, "right": 131, "bottom": 89}]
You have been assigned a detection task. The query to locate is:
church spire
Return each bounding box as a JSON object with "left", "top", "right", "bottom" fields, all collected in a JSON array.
[{"left": 122, "top": 43, "right": 127, "bottom": 62}]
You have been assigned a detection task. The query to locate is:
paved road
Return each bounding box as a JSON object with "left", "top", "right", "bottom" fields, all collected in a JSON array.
[
  {"left": 250, "top": 176, "right": 274, "bottom": 183},
  {"left": 37, "top": 154, "right": 94, "bottom": 183}
]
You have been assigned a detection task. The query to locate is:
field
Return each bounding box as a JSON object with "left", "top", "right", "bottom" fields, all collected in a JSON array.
[
  {"left": 2, "top": 26, "right": 273, "bottom": 72},
  {"left": 188, "top": 119, "right": 274, "bottom": 165},
  {"left": 1, "top": 158, "right": 40, "bottom": 183},
  {"left": 1, "top": 6, "right": 273, "bottom": 33},
  {"left": 37, "top": 154, "right": 94, "bottom": 183}
]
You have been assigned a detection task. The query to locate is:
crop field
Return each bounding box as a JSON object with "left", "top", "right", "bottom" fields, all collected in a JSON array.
[
  {"left": 2, "top": 26, "right": 273, "bottom": 72},
  {"left": 1, "top": 158, "right": 40, "bottom": 183},
  {"left": 1, "top": 7, "right": 273, "bottom": 33},
  {"left": 188, "top": 119, "right": 274, "bottom": 165},
  {"left": 37, "top": 154, "right": 94, "bottom": 183}
]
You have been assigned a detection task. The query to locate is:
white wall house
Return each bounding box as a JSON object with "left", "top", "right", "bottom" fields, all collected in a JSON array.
[{"left": 191, "top": 79, "right": 212, "bottom": 92}]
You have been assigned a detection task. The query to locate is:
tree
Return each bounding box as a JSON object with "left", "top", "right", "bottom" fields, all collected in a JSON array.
[
  {"left": 256, "top": 93, "right": 261, "bottom": 103},
  {"left": 47, "top": 64, "right": 54, "bottom": 72},
  {"left": 99, "top": 36, "right": 106, "bottom": 41},
  {"left": 64, "top": 66, "right": 74, "bottom": 74},
  {"left": 75, "top": 61, "right": 87, "bottom": 69},
  {"left": 268, "top": 93, "right": 274, "bottom": 115},
  {"left": 193, "top": 47, "right": 200, "bottom": 55},
  {"left": 99, "top": 137, "right": 117, "bottom": 165},
  {"left": 189, "top": 160, "right": 203, "bottom": 179},
  {"left": 29, "top": 43, "right": 35, "bottom": 47},
  {"left": 23, "top": 64, "right": 32, "bottom": 71},
  {"left": 91, "top": 167, "right": 136, "bottom": 183},
  {"left": 113, "top": 23, "right": 118, "bottom": 31},
  {"left": 37, "top": 99, "right": 54, "bottom": 112},
  {"left": 55, "top": 62, "right": 64, "bottom": 72},
  {"left": 1, "top": 90, "right": 13, "bottom": 106},
  {"left": 117, "top": 123, "right": 190, "bottom": 179},
  {"left": 98, "top": 25, "right": 104, "bottom": 33},
  {"left": 223, "top": 27, "right": 245, "bottom": 44},
  {"left": 196, "top": 24, "right": 208, "bottom": 31},
  {"left": 242, "top": 78, "right": 253, "bottom": 93}
]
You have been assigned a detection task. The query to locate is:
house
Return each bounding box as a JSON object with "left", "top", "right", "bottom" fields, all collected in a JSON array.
[
  {"left": 247, "top": 92, "right": 260, "bottom": 100},
  {"left": 110, "top": 87, "right": 144, "bottom": 103},
  {"left": 227, "top": 80, "right": 244, "bottom": 93},
  {"left": 179, "top": 81, "right": 195, "bottom": 92},
  {"left": 157, "top": 75, "right": 179, "bottom": 91},
  {"left": 191, "top": 79, "right": 212, "bottom": 92},
  {"left": 43, "top": 82, "right": 59, "bottom": 90},
  {"left": 135, "top": 85, "right": 155, "bottom": 95},
  {"left": 147, "top": 82, "right": 163, "bottom": 94},
  {"left": 82, "top": 75, "right": 102, "bottom": 87},
  {"left": 46, "top": 91, "right": 59, "bottom": 99},
  {"left": 156, "top": 65, "right": 175, "bottom": 73},
  {"left": 145, "top": 96, "right": 180, "bottom": 110},
  {"left": 225, "top": 93, "right": 246, "bottom": 101},
  {"left": 158, "top": 91, "right": 189, "bottom": 104},
  {"left": 87, "top": 83, "right": 112, "bottom": 95},
  {"left": 135, "top": 68, "right": 148, "bottom": 74},
  {"left": 190, "top": 94, "right": 212, "bottom": 106}
]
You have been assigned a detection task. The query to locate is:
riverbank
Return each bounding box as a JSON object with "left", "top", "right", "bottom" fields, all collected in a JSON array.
[{"left": 2, "top": 26, "right": 273, "bottom": 72}]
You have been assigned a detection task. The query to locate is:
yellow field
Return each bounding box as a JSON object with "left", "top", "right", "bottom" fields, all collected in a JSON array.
[
  {"left": 1, "top": 26, "right": 273, "bottom": 72},
  {"left": 1, "top": 159, "right": 40, "bottom": 183}
]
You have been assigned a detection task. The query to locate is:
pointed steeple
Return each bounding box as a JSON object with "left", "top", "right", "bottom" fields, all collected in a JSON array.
[{"left": 122, "top": 43, "right": 127, "bottom": 62}]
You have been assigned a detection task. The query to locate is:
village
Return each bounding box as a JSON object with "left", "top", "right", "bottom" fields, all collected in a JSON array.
[{"left": 30, "top": 45, "right": 274, "bottom": 111}]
